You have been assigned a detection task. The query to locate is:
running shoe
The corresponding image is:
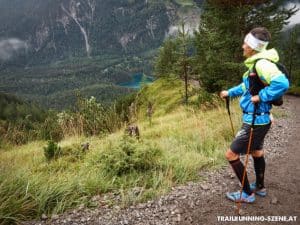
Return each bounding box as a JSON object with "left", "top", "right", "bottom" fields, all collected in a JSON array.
[
  {"left": 250, "top": 183, "right": 267, "bottom": 197},
  {"left": 226, "top": 191, "right": 255, "bottom": 203}
]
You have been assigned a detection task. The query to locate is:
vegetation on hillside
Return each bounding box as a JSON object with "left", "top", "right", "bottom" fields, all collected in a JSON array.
[
  {"left": 0, "top": 78, "right": 241, "bottom": 224},
  {"left": 282, "top": 24, "right": 300, "bottom": 94},
  {"left": 0, "top": 92, "right": 129, "bottom": 147},
  {"left": 0, "top": 53, "right": 153, "bottom": 109},
  {"left": 0, "top": 93, "right": 47, "bottom": 146}
]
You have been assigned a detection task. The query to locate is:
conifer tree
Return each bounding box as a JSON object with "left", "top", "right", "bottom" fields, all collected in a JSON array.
[
  {"left": 154, "top": 22, "right": 193, "bottom": 104},
  {"left": 154, "top": 38, "right": 179, "bottom": 78},
  {"left": 177, "top": 22, "right": 191, "bottom": 105},
  {"left": 283, "top": 26, "right": 300, "bottom": 84}
]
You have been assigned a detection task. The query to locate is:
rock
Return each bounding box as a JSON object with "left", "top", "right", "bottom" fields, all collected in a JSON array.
[
  {"left": 51, "top": 214, "right": 59, "bottom": 220},
  {"left": 78, "top": 204, "right": 85, "bottom": 210},
  {"left": 238, "top": 208, "right": 246, "bottom": 216},
  {"left": 175, "top": 214, "right": 181, "bottom": 222},
  {"left": 41, "top": 214, "right": 48, "bottom": 220},
  {"left": 271, "top": 197, "right": 278, "bottom": 204},
  {"left": 91, "top": 195, "right": 101, "bottom": 202},
  {"left": 200, "top": 184, "right": 210, "bottom": 190}
]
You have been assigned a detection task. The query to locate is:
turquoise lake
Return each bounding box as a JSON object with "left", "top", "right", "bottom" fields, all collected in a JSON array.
[{"left": 118, "top": 73, "right": 155, "bottom": 89}]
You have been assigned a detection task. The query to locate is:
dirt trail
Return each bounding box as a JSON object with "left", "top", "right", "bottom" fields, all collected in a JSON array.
[
  {"left": 29, "top": 96, "right": 300, "bottom": 225},
  {"left": 184, "top": 95, "right": 300, "bottom": 224}
]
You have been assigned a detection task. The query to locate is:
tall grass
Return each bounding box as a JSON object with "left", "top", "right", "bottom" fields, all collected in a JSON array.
[{"left": 0, "top": 98, "right": 242, "bottom": 224}]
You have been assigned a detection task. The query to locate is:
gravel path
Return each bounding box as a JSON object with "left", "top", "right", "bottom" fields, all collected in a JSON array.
[{"left": 27, "top": 95, "right": 300, "bottom": 225}]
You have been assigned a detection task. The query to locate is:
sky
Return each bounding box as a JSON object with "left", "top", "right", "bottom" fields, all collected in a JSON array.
[{"left": 285, "top": 2, "right": 300, "bottom": 28}]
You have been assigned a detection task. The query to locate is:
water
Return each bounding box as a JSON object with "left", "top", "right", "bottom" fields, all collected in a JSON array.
[{"left": 118, "top": 73, "right": 155, "bottom": 89}]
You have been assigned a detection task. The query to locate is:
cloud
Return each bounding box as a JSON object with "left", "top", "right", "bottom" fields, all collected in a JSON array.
[
  {"left": 166, "top": 22, "right": 199, "bottom": 38},
  {"left": 0, "top": 38, "right": 28, "bottom": 61}
]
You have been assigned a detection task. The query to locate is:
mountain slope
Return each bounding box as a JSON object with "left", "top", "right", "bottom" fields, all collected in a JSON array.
[
  {"left": 0, "top": 0, "right": 177, "bottom": 65},
  {"left": 0, "top": 0, "right": 202, "bottom": 109}
]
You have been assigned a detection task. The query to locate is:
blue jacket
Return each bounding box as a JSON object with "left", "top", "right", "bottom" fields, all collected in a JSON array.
[{"left": 228, "top": 48, "right": 289, "bottom": 125}]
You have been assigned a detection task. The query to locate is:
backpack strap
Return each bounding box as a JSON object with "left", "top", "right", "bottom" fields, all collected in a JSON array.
[
  {"left": 250, "top": 58, "right": 285, "bottom": 106},
  {"left": 253, "top": 58, "right": 289, "bottom": 83},
  {"left": 248, "top": 59, "right": 266, "bottom": 96}
]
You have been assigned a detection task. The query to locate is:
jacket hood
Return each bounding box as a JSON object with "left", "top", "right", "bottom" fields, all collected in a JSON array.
[{"left": 244, "top": 48, "right": 279, "bottom": 68}]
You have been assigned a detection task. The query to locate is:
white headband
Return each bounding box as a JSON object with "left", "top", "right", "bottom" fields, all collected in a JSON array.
[{"left": 244, "top": 33, "right": 269, "bottom": 52}]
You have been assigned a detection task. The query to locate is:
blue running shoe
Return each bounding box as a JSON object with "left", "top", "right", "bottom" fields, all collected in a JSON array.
[
  {"left": 226, "top": 191, "right": 255, "bottom": 203},
  {"left": 250, "top": 183, "right": 267, "bottom": 197}
]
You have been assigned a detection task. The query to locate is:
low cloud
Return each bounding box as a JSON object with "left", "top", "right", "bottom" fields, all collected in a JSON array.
[
  {"left": 166, "top": 22, "right": 199, "bottom": 38},
  {"left": 0, "top": 38, "right": 28, "bottom": 61}
]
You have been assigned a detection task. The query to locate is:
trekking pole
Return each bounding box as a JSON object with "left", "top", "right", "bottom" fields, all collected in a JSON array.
[
  {"left": 236, "top": 103, "right": 258, "bottom": 215},
  {"left": 225, "top": 96, "right": 235, "bottom": 137}
]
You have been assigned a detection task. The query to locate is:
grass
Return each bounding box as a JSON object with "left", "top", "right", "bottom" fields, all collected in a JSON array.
[
  {"left": 0, "top": 77, "right": 246, "bottom": 224},
  {"left": 2, "top": 75, "right": 289, "bottom": 224},
  {"left": 287, "top": 85, "right": 300, "bottom": 96},
  {"left": 1, "top": 88, "right": 287, "bottom": 224},
  {"left": 0, "top": 96, "right": 243, "bottom": 224}
]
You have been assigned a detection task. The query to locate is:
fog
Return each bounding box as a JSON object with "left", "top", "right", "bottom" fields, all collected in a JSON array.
[{"left": 0, "top": 38, "right": 28, "bottom": 61}]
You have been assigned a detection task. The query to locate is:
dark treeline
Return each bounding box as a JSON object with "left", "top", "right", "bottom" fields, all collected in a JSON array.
[{"left": 0, "top": 91, "right": 136, "bottom": 146}]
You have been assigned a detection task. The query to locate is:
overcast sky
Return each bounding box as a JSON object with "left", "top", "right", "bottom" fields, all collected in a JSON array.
[{"left": 286, "top": 3, "right": 300, "bottom": 27}]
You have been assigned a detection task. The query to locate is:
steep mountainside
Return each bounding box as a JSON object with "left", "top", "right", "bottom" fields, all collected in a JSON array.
[
  {"left": 0, "top": 0, "right": 202, "bottom": 109},
  {"left": 0, "top": 0, "right": 193, "bottom": 66}
]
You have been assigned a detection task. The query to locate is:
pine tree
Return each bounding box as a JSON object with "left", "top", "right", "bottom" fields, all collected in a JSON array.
[
  {"left": 177, "top": 22, "right": 191, "bottom": 105},
  {"left": 154, "top": 22, "right": 193, "bottom": 104},
  {"left": 283, "top": 26, "right": 300, "bottom": 85},
  {"left": 154, "top": 38, "right": 180, "bottom": 78}
]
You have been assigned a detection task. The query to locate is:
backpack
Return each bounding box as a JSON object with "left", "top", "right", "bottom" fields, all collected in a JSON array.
[{"left": 249, "top": 59, "right": 289, "bottom": 106}]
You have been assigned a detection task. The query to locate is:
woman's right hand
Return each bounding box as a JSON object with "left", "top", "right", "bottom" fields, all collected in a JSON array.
[{"left": 220, "top": 90, "right": 229, "bottom": 99}]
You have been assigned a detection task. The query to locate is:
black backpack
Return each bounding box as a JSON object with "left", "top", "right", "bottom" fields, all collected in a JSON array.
[{"left": 249, "top": 59, "right": 289, "bottom": 106}]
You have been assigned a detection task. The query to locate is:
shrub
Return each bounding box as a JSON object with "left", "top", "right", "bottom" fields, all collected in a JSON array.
[
  {"left": 39, "top": 112, "right": 63, "bottom": 142},
  {"left": 115, "top": 92, "right": 137, "bottom": 122},
  {"left": 99, "top": 136, "right": 162, "bottom": 176},
  {"left": 43, "top": 140, "right": 61, "bottom": 161},
  {"left": 4, "top": 122, "right": 29, "bottom": 145},
  {"left": 196, "top": 90, "right": 219, "bottom": 109},
  {"left": 60, "top": 144, "right": 86, "bottom": 162},
  {"left": 55, "top": 96, "right": 123, "bottom": 137}
]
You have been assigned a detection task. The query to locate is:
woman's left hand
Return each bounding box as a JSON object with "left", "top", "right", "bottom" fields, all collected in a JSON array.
[{"left": 251, "top": 95, "right": 260, "bottom": 103}]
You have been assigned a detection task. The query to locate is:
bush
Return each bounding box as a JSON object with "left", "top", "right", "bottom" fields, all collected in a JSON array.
[
  {"left": 115, "top": 92, "right": 137, "bottom": 122},
  {"left": 40, "top": 112, "right": 63, "bottom": 142},
  {"left": 43, "top": 140, "right": 61, "bottom": 161},
  {"left": 195, "top": 90, "right": 219, "bottom": 109},
  {"left": 99, "top": 136, "right": 162, "bottom": 176},
  {"left": 4, "top": 122, "right": 29, "bottom": 145},
  {"left": 55, "top": 96, "right": 123, "bottom": 137},
  {"left": 60, "top": 144, "right": 86, "bottom": 162}
]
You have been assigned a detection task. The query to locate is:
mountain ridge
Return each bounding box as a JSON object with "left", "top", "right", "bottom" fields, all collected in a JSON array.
[{"left": 0, "top": 0, "right": 200, "bottom": 66}]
